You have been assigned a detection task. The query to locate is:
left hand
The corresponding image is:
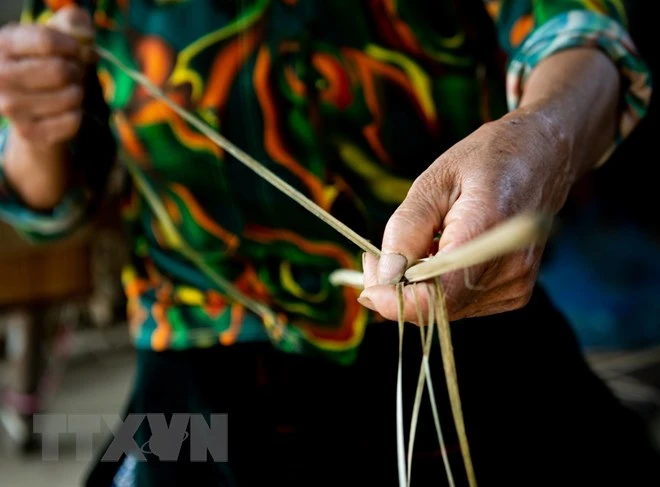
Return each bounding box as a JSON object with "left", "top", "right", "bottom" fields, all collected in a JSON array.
[{"left": 359, "top": 105, "right": 575, "bottom": 324}]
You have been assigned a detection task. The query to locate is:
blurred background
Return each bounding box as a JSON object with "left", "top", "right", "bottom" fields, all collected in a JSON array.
[
  {"left": 0, "top": 1, "right": 659, "bottom": 485},
  {"left": 0, "top": 3, "right": 134, "bottom": 485}
]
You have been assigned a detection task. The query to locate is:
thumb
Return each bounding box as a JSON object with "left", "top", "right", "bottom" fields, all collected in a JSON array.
[
  {"left": 377, "top": 179, "right": 448, "bottom": 285},
  {"left": 47, "top": 5, "right": 95, "bottom": 61}
]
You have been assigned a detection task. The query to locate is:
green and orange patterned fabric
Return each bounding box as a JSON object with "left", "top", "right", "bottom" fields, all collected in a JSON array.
[{"left": 0, "top": 0, "right": 651, "bottom": 364}]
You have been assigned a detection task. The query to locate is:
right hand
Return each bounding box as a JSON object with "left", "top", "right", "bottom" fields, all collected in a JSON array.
[{"left": 0, "top": 5, "right": 94, "bottom": 147}]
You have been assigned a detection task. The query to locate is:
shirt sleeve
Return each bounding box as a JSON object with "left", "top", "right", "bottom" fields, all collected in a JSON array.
[
  {"left": 484, "top": 1, "right": 652, "bottom": 158},
  {"left": 0, "top": 0, "right": 116, "bottom": 244}
]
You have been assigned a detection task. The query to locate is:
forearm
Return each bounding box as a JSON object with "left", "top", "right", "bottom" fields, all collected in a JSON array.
[
  {"left": 3, "top": 133, "right": 73, "bottom": 211},
  {"left": 517, "top": 47, "right": 620, "bottom": 182}
]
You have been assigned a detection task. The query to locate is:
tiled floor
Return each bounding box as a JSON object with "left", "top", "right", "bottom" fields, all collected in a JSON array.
[{"left": 0, "top": 349, "right": 135, "bottom": 487}]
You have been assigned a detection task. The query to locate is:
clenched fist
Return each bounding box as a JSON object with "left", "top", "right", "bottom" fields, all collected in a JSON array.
[
  {"left": 0, "top": 6, "right": 93, "bottom": 145},
  {"left": 0, "top": 5, "right": 94, "bottom": 210}
]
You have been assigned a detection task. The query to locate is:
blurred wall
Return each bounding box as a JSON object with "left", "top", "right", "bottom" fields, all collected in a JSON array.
[{"left": 0, "top": 0, "right": 21, "bottom": 24}]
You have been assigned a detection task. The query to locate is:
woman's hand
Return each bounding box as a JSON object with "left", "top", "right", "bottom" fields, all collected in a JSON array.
[
  {"left": 359, "top": 48, "right": 621, "bottom": 324},
  {"left": 0, "top": 5, "right": 94, "bottom": 210}
]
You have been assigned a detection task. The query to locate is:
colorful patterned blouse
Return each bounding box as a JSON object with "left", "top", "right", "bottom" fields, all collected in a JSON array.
[{"left": 0, "top": 0, "right": 651, "bottom": 364}]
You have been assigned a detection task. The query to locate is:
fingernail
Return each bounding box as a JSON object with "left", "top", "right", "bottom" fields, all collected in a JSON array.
[
  {"left": 357, "top": 292, "right": 374, "bottom": 309},
  {"left": 361, "top": 252, "right": 367, "bottom": 271},
  {"left": 377, "top": 252, "right": 407, "bottom": 285}
]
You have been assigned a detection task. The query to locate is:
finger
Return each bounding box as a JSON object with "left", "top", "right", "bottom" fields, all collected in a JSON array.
[
  {"left": 0, "top": 24, "right": 80, "bottom": 59},
  {"left": 439, "top": 244, "right": 542, "bottom": 311},
  {"left": 15, "top": 110, "right": 83, "bottom": 146},
  {"left": 434, "top": 189, "right": 496, "bottom": 255},
  {"left": 378, "top": 171, "right": 452, "bottom": 285},
  {"left": 362, "top": 252, "right": 379, "bottom": 289},
  {"left": 0, "top": 85, "right": 83, "bottom": 120},
  {"left": 359, "top": 268, "right": 536, "bottom": 324},
  {"left": 453, "top": 294, "right": 532, "bottom": 321},
  {"left": 358, "top": 282, "right": 434, "bottom": 324},
  {"left": 420, "top": 190, "right": 506, "bottom": 308},
  {"left": 47, "top": 5, "right": 94, "bottom": 39},
  {"left": 446, "top": 272, "right": 537, "bottom": 320},
  {"left": 0, "top": 57, "right": 83, "bottom": 90},
  {"left": 362, "top": 242, "right": 544, "bottom": 322},
  {"left": 47, "top": 5, "right": 95, "bottom": 63},
  {"left": 435, "top": 267, "right": 482, "bottom": 317}
]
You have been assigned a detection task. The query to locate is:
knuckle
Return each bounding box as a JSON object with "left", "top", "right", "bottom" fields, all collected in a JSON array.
[
  {"left": 61, "top": 5, "right": 93, "bottom": 28},
  {"left": 58, "top": 6, "right": 80, "bottom": 23},
  {"left": 512, "top": 292, "right": 532, "bottom": 310},
  {"left": 510, "top": 277, "right": 534, "bottom": 300},
  {"left": 49, "top": 59, "right": 74, "bottom": 85},
  {"left": 0, "top": 23, "right": 16, "bottom": 53},
  {"left": 35, "top": 29, "right": 59, "bottom": 55},
  {"left": 49, "top": 7, "right": 94, "bottom": 43},
  {"left": 63, "top": 109, "right": 83, "bottom": 134},
  {"left": 64, "top": 85, "right": 84, "bottom": 108},
  {"left": 511, "top": 261, "right": 534, "bottom": 282}
]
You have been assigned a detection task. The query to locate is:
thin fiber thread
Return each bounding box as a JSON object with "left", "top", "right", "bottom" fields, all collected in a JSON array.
[
  {"left": 408, "top": 285, "right": 455, "bottom": 487},
  {"left": 90, "top": 44, "right": 509, "bottom": 487},
  {"left": 435, "top": 278, "right": 478, "bottom": 487}
]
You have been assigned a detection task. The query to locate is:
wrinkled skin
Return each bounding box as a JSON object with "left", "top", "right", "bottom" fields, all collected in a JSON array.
[{"left": 359, "top": 48, "right": 620, "bottom": 324}]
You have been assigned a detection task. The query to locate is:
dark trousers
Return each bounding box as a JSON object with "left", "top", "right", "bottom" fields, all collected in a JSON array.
[{"left": 85, "top": 287, "right": 660, "bottom": 486}]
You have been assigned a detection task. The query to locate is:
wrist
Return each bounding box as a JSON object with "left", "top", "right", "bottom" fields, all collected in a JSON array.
[
  {"left": 517, "top": 48, "right": 621, "bottom": 179},
  {"left": 3, "top": 130, "right": 72, "bottom": 211}
]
